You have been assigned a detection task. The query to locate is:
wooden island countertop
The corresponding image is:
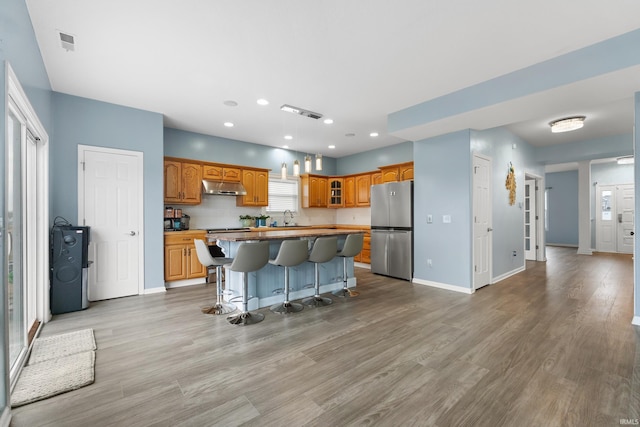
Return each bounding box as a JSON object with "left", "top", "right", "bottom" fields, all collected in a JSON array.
[{"left": 206, "top": 227, "right": 364, "bottom": 242}]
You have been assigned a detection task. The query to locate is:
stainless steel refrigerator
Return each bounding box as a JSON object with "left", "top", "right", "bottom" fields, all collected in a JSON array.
[{"left": 370, "top": 181, "right": 413, "bottom": 280}]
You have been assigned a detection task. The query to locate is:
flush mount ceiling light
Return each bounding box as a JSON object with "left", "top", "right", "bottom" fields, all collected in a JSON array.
[
  {"left": 549, "top": 116, "right": 586, "bottom": 133},
  {"left": 323, "top": 118, "right": 334, "bottom": 125},
  {"left": 617, "top": 156, "right": 634, "bottom": 165},
  {"left": 280, "top": 104, "right": 323, "bottom": 120},
  {"left": 223, "top": 100, "right": 238, "bottom": 107},
  {"left": 370, "top": 132, "right": 379, "bottom": 137},
  {"left": 224, "top": 122, "right": 234, "bottom": 127}
]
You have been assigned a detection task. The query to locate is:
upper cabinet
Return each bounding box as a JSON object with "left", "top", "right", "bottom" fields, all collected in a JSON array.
[
  {"left": 237, "top": 168, "right": 269, "bottom": 206},
  {"left": 355, "top": 174, "right": 371, "bottom": 207},
  {"left": 328, "top": 177, "right": 343, "bottom": 208},
  {"left": 371, "top": 171, "right": 383, "bottom": 186},
  {"left": 344, "top": 176, "right": 356, "bottom": 208},
  {"left": 202, "top": 164, "right": 242, "bottom": 182},
  {"left": 300, "top": 174, "right": 328, "bottom": 208},
  {"left": 164, "top": 160, "right": 202, "bottom": 205},
  {"left": 379, "top": 161, "right": 414, "bottom": 183}
]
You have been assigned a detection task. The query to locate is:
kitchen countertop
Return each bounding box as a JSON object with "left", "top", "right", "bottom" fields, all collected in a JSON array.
[
  {"left": 206, "top": 227, "right": 365, "bottom": 242},
  {"left": 165, "top": 224, "right": 370, "bottom": 237}
]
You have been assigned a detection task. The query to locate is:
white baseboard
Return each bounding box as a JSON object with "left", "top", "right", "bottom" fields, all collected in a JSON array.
[
  {"left": 412, "top": 278, "right": 474, "bottom": 294},
  {"left": 355, "top": 262, "right": 370, "bottom": 269},
  {"left": 164, "top": 278, "right": 205, "bottom": 290},
  {"left": 546, "top": 243, "right": 578, "bottom": 248},
  {"left": 577, "top": 248, "right": 593, "bottom": 255},
  {"left": 492, "top": 265, "right": 525, "bottom": 284},
  {"left": 144, "top": 286, "right": 167, "bottom": 295},
  {"left": 632, "top": 316, "right": 640, "bottom": 326},
  {"left": 0, "top": 406, "right": 11, "bottom": 427}
]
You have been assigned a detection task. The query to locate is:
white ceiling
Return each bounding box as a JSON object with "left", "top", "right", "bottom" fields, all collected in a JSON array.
[{"left": 25, "top": 0, "right": 640, "bottom": 158}]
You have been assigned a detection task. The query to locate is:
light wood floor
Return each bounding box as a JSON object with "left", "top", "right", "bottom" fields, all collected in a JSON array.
[{"left": 11, "top": 247, "right": 640, "bottom": 426}]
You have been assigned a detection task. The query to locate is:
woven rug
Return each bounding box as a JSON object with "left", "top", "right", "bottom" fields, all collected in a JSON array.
[{"left": 12, "top": 329, "right": 96, "bottom": 407}]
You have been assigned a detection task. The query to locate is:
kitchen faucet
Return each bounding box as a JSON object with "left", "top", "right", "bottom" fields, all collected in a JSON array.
[{"left": 283, "top": 209, "right": 294, "bottom": 226}]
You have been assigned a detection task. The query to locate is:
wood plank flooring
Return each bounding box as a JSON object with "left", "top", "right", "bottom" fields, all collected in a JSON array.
[{"left": 11, "top": 247, "right": 640, "bottom": 426}]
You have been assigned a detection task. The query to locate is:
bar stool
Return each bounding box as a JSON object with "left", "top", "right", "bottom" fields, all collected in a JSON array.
[
  {"left": 269, "top": 239, "right": 309, "bottom": 314},
  {"left": 225, "top": 241, "right": 270, "bottom": 325},
  {"left": 333, "top": 233, "right": 364, "bottom": 298},
  {"left": 194, "top": 239, "right": 235, "bottom": 315},
  {"left": 302, "top": 236, "right": 337, "bottom": 307}
]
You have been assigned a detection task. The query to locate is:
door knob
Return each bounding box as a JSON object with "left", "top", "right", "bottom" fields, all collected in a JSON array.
[
  {"left": 128, "top": 231, "right": 136, "bottom": 236},
  {"left": 631, "top": 231, "right": 635, "bottom": 236},
  {"left": 487, "top": 227, "right": 493, "bottom": 232}
]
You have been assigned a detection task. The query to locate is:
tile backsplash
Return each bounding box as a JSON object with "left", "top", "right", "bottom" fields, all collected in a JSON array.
[{"left": 172, "top": 195, "right": 370, "bottom": 229}]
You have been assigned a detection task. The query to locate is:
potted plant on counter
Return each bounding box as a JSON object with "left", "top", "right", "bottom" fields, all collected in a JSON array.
[
  {"left": 255, "top": 214, "right": 270, "bottom": 227},
  {"left": 239, "top": 215, "right": 254, "bottom": 227}
]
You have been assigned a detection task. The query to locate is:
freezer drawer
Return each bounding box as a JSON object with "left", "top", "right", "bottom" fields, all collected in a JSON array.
[{"left": 371, "top": 229, "right": 413, "bottom": 281}]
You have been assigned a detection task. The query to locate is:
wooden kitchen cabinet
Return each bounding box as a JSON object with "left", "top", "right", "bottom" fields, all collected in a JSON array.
[
  {"left": 328, "top": 177, "right": 343, "bottom": 208},
  {"left": 356, "top": 231, "right": 371, "bottom": 264},
  {"left": 379, "top": 161, "right": 414, "bottom": 183},
  {"left": 164, "top": 160, "right": 202, "bottom": 205},
  {"left": 355, "top": 173, "right": 371, "bottom": 206},
  {"left": 300, "top": 174, "right": 328, "bottom": 208},
  {"left": 344, "top": 176, "right": 355, "bottom": 207},
  {"left": 164, "top": 231, "right": 207, "bottom": 281},
  {"left": 237, "top": 168, "right": 269, "bottom": 206},
  {"left": 371, "top": 171, "right": 383, "bottom": 186},
  {"left": 202, "top": 164, "right": 242, "bottom": 182}
]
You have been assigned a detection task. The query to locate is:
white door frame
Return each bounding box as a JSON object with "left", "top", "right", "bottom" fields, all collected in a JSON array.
[
  {"left": 77, "top": 145, "right": 145, "bottom": 296},
  {"left": 524, "top": 172, "right": 545, "bottom": 262}
]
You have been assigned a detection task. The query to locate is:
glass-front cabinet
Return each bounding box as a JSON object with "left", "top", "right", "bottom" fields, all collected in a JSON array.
[{"left": 328, "top": 178, "right": 343, "bottom": 208}]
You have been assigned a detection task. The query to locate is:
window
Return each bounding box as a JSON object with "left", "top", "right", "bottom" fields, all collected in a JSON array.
[{"left": 267, "top": 176, "right": 299, "bottom": 213}]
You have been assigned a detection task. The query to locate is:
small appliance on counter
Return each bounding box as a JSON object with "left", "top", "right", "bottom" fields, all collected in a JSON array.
[{"left": 164, "top": 207, "right": 190, "bottom": 231}]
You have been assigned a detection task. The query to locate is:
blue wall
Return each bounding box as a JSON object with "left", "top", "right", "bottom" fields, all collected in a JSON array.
[
  {"left": 545, "top": 171, "right": 579, "bottom": 246},
  {"left": 536, "top": 134, "right": 632, "bottom": 165},
  {"left": 414, "top": 130, "right": 472, "bottom": 289},
  {"left": 164, "top": 127, "right": 337, "bottom": 176},
  {"left": 52, "top": 93, "right": 165, "bottom": 290},
  {"left": 336, "top": 141, "right": 413, "bottom": 175}
]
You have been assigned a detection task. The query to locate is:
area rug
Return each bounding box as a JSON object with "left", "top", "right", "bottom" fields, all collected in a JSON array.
[{"left": 11, "top": 329, "right": 96, "bottom": 407}]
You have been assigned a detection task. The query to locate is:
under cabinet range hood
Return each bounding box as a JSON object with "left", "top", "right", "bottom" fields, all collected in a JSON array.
[{"left": 202, "top": 180, "right": 247, "bottom": 196}]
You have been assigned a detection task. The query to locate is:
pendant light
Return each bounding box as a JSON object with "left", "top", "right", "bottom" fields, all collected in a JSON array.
[
  {"left": 315, "top": 154, "right": 323, "bottom": 171},
  {"left": 293, "top": 159, "right": 300, "bottom": 176},
  {"left": 281, "top": 162, "right": 287, "bottom": 179},
  {"left": 304, "top": 155, "right": 312, "bottom": 173}
]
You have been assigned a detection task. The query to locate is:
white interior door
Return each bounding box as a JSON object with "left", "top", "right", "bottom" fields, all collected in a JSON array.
[
  {"left": 596, "top": 185, "right": 616, "bottom": 252},
  {"left": 473, "top": 154, "right": 492, "bottom": 290},
  {"left": 616, "top": 184, "right": 634, "bottom": 254},
  {"left": 79, "top": 146, "right": 143, "bottom": 300},
  {"left": 524, "top": 179, "right": 537, "bottom": 260}
]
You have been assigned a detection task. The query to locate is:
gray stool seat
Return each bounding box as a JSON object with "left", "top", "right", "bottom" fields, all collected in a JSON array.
[
  {"left": 269, "top": 239, "right": 309, "bottom": 314},
  {"left": 194, "top": 239, "right": 236, "bottom": 315},
  {"left": 302, "top": 236, "right": 337, "bottom": 307},
  {"left": 333, "top": 233, "right": 364, "bottom": 298},
  {"left": 225, "top": 241, "right": 270, "bottom": 325}
]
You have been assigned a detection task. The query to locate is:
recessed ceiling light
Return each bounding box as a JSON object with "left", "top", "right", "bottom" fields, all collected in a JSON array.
[
  {"left": 282, "top": 145, "right": 289, "bottom": 149},
  {"left": 328, "top": 145, "right": 336, "bottom": 149},
  {"left": 223, "top": 100, "right": 238, "bottom": 107},
  {"left": 370, "top": 132, "right": 379, "bottom": 137},
  {"left": 549, "top": 116, "right": 585, "bottom": 133},
  {"left": 257, "top": 98, "right": 269, "bottom": 106},
  {"left": 345, "top": 133, "right": 355, "bottom": 137},
  {"left": 324, "top": 118, "right": 334, "bottom": 125},
  {"left": 224, "top": 122, "right": 234, "bottom": 127},
  {"left": 284, "top": 135, "right": 293, "bottom": 140}
]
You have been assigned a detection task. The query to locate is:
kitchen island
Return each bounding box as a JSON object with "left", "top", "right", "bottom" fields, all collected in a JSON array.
[{"left": 206, "top": 228, "right": 364, "bottom": 310}]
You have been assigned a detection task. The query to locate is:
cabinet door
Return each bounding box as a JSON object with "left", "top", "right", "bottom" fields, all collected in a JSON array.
[
  {"left": 187, "top": 246, "right": 206, "bottom": 278},
  {"left": 164, "top": 160, "right": 182, "bottom": 203},
  {"left": 238, "top": 169, "right": 256, "bottom": 206},
  {"left": 371, "top": 172, "right": 383, "bottom": 186},
  {"left": 399, "top": 165, "right": 414, "bottom": 181},
  {"left": 328, "top": 178, "right": 343, "bottom": 208},
  {"left": 344, "top": 176, "right": 355, "bottom": 207},
  {"left": 355, "top": 174, "right": 371, "bottom": 206},
  {"left": 254, "top": 170, "right": 269, "bottom": 206},
  {"left": 317, "top": 177, "right": 328, "bottom": 207},
  {"left": 181, "top": 163, "right": 202, "bottom": 204},
  {"left": 381, "top": 168, "right": 398, "bottom": 183},
  {"left": 202, "top": 165, "right": 223, "bottom": 180},
  {"left": 223, "top": 167, "right": 242, "bottom": 182},
  {"left": 164, "top": 244, "right": 187, "bottom": 281}
]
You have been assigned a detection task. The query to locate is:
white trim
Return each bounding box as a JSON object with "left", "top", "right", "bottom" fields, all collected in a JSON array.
[
  {"left": 632, "top": 316, "right": 640, "bottom": 326},
  {"left": 354, "top": 262, "right": 370, "bottom": 269},
  {"left": 164, "top": 278, "right": 204, "bottom": 289},
  {"left": 0, "top": 406, "right": 11, "bottom": 427},
  {"left": 144, "top": 287, "right": 167, "bottom": 295},
  {"left": 547, "top": 243, "right": 578, "bottom": 248},
  {"left": 77, "top": 145, "right": 145, "bottom": 296},
  {"left": 492, "top": 265, "right": 525, "bottom": 283},
  {"left": 472, "top": 152, "right": 493, "bottom": 291},
  {"left": 577, "top": 248, "right": 594, "bottom": 255},
  {"left": 412, "top": 277, "right": 474, "bottom": 294}
]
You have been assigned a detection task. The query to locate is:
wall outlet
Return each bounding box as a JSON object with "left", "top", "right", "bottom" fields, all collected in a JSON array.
[
  {"left": 512, "top": 250, "right": 517, "bottom": 257},
  {"left": 427, "top": 259, "right": 432, "bottom": 267}
]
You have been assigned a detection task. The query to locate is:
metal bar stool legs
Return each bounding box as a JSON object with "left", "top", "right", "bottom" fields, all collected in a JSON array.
[
  {"left": 302, "top": 236, "right": 337, "bottom": 307},
  {"left": 270, "top": 265, "right": 304, "bottom": 314},
  {"left": 333, "top": 233, "right": 364, "bottom": 298},
  {"left": 227, "top": 271, "right": 265, "bottom": 325},
  {"left": 269, "top": 239, "right": 308, "bottom": 314},
  {"left": 202, "top": 264, "right": 236, "bottom": 315}
]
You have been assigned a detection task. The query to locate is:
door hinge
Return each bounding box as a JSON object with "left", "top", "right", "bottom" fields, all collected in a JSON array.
[
  {"left": 81, "top": 161, "right": 85, "bottom": 171},
  {"left": 474, "top": 265, "right": 478, "bottom": 272}
]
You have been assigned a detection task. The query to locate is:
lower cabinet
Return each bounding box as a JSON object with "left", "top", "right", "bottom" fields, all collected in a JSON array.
[{"left": 164, "top": 231, "right": 207, "bottom": 281}]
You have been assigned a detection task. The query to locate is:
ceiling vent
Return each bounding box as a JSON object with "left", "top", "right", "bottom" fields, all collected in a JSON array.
[
  {"left": 280, "top": 104, "right": 323, "bottom": 120},
  {"left": 58, "top": 31, "right": 75, "bottom": 51}
]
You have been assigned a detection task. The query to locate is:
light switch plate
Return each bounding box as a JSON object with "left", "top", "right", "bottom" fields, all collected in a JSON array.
[{"left": 443, "top": 215, "right": 452, "bottom": 223}]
